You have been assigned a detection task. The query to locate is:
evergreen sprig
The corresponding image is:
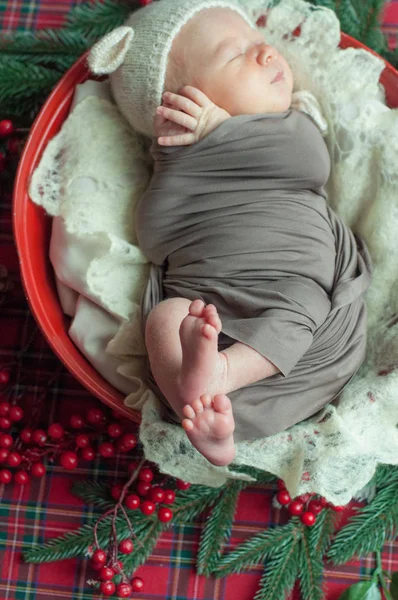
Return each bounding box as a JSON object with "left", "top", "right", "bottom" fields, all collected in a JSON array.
[
  {"left": 298, "top": 511, "right": 335, "bottom": 600},
  {"left": 64, "top": 0, "right": 131, "bottom": 42},
  {"left": 328, "top": 483, "right": 398, "bottom": 565},
  {"left": 119, "top": 519, "right": 165, "bottom": 574},
  {"left": 213, "top": 521, "right": 298, "bottom": 577},
  {"left": 254, "top": 525, "right": 301, "bottom": 600},
  {"left": 171, "top": 484, "right": 223, "bottom": 522},
  {"left": 197, "top": 480, "right": 246, "bottom": 576},
  {"left": 72, "top": 480, "right": 115, "bottom": 511}
]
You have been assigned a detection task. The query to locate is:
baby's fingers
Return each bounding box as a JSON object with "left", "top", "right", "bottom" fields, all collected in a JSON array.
[
  {"left": 178, "top": 86, "right": 213, "bottom": 108},
  {"left": 158, "top": 132, "right": 196, "bottom": 146},
  {"left": 156, "top": 105, "right": 197, "bottom": 131},
  {"left": 162, "top": 91, "right": 202, "bottom": 118}
]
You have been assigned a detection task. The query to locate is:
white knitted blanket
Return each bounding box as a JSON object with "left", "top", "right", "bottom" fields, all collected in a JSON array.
[{"left": 30, "top": 0, "right": 398, "bottom": 505}]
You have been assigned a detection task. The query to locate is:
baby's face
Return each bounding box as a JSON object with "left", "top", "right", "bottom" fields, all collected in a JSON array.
[{"left": 167, "top": 8, "right": 294, "bottom": 115}]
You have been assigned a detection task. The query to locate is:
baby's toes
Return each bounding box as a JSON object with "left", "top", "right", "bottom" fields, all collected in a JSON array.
[
  {"left": 200, "top": 394, "right": 212, "bottom": 408},
  {"left": 204, "top": 305, "right": 222, "bottom": 333},
  {"left": 182, "top": 403, "right": 196, "bottom": 419},
  {"left": 213, "top": 394, "right": 232, "bottom": 414},
  {"left": 189, "top": 299, "right": 205, "bottom": 317},
  {"left": 202, "top": 323, "right": 218, "bottom": 341},
  {"left": 191, "top": 397, "right": 205, "bottom": 413}
]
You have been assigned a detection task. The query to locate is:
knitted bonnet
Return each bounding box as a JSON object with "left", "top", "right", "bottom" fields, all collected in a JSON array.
[{"left": 87, "top": 0, "right": 255, "bottom": 137}]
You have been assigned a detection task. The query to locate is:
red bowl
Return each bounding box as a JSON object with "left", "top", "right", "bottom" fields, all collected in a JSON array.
[{"left": 12, "top": 35, "right": 398, "bottom": 418}]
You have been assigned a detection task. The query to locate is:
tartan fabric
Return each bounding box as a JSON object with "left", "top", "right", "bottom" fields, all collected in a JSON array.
[{"left": 0, "top": 2, "right": 398, "bottom": 599}]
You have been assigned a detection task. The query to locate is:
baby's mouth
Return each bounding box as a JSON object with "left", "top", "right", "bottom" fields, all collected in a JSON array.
[{"left": 271, "top": 70, "right": 284, "bottom": 83}]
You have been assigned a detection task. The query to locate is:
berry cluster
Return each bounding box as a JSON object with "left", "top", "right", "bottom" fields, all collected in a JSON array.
[
  {"left": 0, "top": 367, "right": 138, "bottom": 485},
  {"left": 275, "top": 479, "right": 346, "bottom": 526},
  {"left": 90, "top": 548, "right": 144, "bottom": 597},
  {"left": 111, "top": 466, "right": 190, "bottom": 523}
]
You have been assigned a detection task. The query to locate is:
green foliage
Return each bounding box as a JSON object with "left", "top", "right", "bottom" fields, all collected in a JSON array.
[
  {"left": 72, "top": 480, "right": 115, "bottom": 510},
  {"left": 337, "top": 581, "right": 382, "bottom": 599},
  {"left": 298, "top": 511, "right": 335, "bottom": 600},
  {"left": 328, "top": 482, "right": 398, "bottom": 565},
  {"left": 197, "top": 480, "right": 245, "bottom": 576},
  {"left": 254, "top": 525, "right": 301, "bottom": 600},
  {"left": 64, "top": 0, "right": 131, "bottom": 42}
]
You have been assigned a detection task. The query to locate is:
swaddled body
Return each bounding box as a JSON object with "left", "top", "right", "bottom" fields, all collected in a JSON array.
[{"left": 136, "top": 109, "right": 371, "bottom": 441}]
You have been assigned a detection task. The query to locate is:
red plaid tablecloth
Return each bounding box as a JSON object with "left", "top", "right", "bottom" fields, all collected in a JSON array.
[{"left": 1, "top": 2, "right": 398, "bottom": 599}]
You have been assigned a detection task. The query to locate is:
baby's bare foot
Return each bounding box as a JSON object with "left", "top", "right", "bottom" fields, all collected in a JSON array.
[
  {"left": 182, "top": 394, "right": 235, "bottom": 466},
  {"left": 177, "top": 299, "right": 223, "bottom": 405}
]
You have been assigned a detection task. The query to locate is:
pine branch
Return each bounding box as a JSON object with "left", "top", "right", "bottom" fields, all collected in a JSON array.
[
  {"left": 0, "top": 58, "right": 62, "bottom": 101},
  {"left": 0, "top": 30, "right": 88, "bottom": 57},
  {"left": 328, "top": 483, "right": 398, "bottom": 564},
  {"left": 24, "top": 515, "right": 115, "bottom": 563},
  {"left": 64, "top": 0, "right": 132, "bottom": 42},
  {"left": 254, "top": 526, "right": 301, "bottom": 600},
  {"left": 72, "top": 480, "right": 115, "bottom": 511},
  {"left": 375, "top": 465, "right": 398, "bottom": 489},
  {"left": 197, "top": 480, "right": 245, "bottom": 576},
  {"left": 120, "top": 519, "right": 165, "bottom": 574},
  {"left": 172, "top": 484, "right": 223, "bottom": 523},
  {"left": 298, "top": 512, "right": 334, "bottom": 600},
  {"left": 213, "top": 521, "right": 298, "bottom": 578}
]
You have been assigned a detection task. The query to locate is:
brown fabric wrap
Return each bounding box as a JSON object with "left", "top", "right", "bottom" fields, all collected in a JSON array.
[{"left": 136, "top": 110, "right": 372, "bottom": 441}]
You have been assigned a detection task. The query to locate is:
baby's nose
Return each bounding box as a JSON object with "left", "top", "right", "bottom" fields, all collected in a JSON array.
[{"left": 256, "top": 44, "right": 277, "bottom": 66}]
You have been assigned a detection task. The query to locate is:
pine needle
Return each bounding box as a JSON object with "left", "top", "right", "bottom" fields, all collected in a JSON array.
[{"left": 197, "top": 480, "right": 245, "bottom": 576}]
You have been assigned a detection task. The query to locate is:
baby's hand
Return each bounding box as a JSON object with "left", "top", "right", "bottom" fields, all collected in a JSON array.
[{"left": 154, "top": 86, "right": 231, "bottom": 146}]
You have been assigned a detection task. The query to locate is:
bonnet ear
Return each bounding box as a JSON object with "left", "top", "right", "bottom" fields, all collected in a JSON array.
[{"left": 87, "top": 26, "right": 135, "bottom": 75}]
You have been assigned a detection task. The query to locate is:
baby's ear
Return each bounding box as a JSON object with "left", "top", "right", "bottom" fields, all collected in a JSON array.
[{"left": 87, "top": 26, "right": 134, "bottom": 75}]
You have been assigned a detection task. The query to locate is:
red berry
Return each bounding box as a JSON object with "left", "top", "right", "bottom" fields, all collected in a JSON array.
[
  {"left": 7, "top": 452, "right": 22, "bottom": 467},
  {"left": 158, "top": 507, "right": 173, "bottom": 523},
  {"left": 0, "top": 402, "right": 10, "bottom": 416},
  {"left": 125, "top": 494, "right": 140, "bottom": 510},
  {"left": 277, "top": 479, "right": 286, "bottom": 490},
  {"left": 111, "top": 485, "right": 123, "bottom": 501},
  {"left": 114, "top": 560, "right": 124, "bottom": 573},
  {"left": 308, "top": 500, "right": 324, "bottom": 515},
  {"left": 107, "top": 423, "right": 122, "bottom": 438},
  {"left": 0, "top": 369, "right": 10, "bottom": 385},
  {"left": 0, "top": 469, "right": 12, "bottom": 484},
  {"left": 15, "top": 470, "right": 29, "bottom": 485},
  {"left": 176, "top": 479, "right": 191, "bottom": 490},
  {"left": 92, "top": 549, "right": 107, "bottom": 565},
  {"left": 116, "top": 583, "right": 132, "bottom": 598},
  {"left": 330, "top": 505, "right": 346, "bottom": 512},
  {"left": 48, "top": 423, "right": 64, "bottom": 440},
  {"left": 140, "top": 0, "right": 153, "bottom": 6},
  {"left": 69, "top": 415, "right": 85, "bottom": 429},
  {"left": 0, "top": 120, "right": 14, "bottom": 137},
  {"left": 149, "top": 486, "right": 165, "bottom": 504},
  {"left": 301, "top": 511, "right": 316, "bottom": 526},
  {"left": 86, "top": 408, "right": 105, "bottom": 426},
  {"left": 99, "top": 566, "right": 115, "bottom": 581},
  {"left": 0, "top": 417, "right": 11, "bottom": 430},
  {"left": 140, "top": 500, "right": 156, "bottom": 516},
  {"left": 138, "top": 467, "right": 154, "bottom": 483},
  {"left": 116, "top": 433, "right": 137, "bottom": 452},
  {"left": 137, "top": 481, "right": 151, "bottom": 497},
  {"left": 99, "top": 442, "right": 115, "bottom": 458},
  {"left": 76, "top": 434, "right": 90, "bottom": 449},
  {"left": 20, "top": 428, "right": 33, "bottom": 444},
  {"left": 0, "top": 448, "right": 9, "bottom": 463},
  {"left": 163, "top": 489, "right": 176, "bottom": 504},
  {"left": 297, "top": 494, "right": 312, "bottom": 503},
  {"left": 288, "top": 500, "right": 304, "bottom": 516},
  {"left": 32, "top": 429, "right": 47, "bottom": 446},
  {"left": 127, "top": 461, "right": 139, "bottom": 475},
  {"left": 320, "top": 496, "right": 329, "bottom": 507},
  {"left": 119, "top": 539, "right": 134, "bottom": 554},
  {"left": 81, "top": 447, "right": 95, "bottom": 461},
  {"left": 276, "top": 490, "right": 291, "bottom": 506},
  {"left": 59, "top": 451, "right": 78, "bottom": 470},
  {"left": 0, "top": 433, "right": 13, "bottom": 448},
  {"left": 100, "top": 581, "right": 116, "bottom": 596},
  {"left": 131, "top": 577, "right": 144, "bottom": 592},
  {"left": 31, "top": 462, "right": 46, "bottom": 477},
  {"left": 7, "top": 138, "right": 20, "bottom": 155},
  {"left": 9, "top": 406, "right": 24, "bottom": 422}
]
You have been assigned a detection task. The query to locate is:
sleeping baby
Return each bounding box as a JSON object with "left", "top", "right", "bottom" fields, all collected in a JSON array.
[{"left": 88, "top": 0, "right": 372, "bottom": 467}]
